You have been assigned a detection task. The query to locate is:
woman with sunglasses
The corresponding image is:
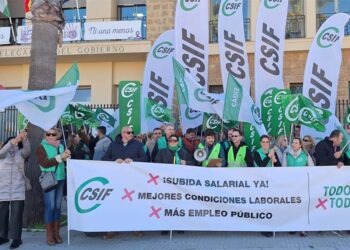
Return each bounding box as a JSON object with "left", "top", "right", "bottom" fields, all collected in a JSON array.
[
  {"left": 36, "top": 128, "right": 71, "bottom": 246},
  {"left": 154, "top": 134, "right": 194, "bottom": 166},
  {"left": 0, "top": 131, "right": 30, "bottom": 249},
  {"left": 302, "top": 135, "right": 316, "bottom": 163}
]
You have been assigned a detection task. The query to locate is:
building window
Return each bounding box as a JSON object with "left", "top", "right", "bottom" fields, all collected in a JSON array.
[
  {"left": 118, "top": 5, "right": 146, "bottom": 39},
  {"left": 286, "top": 0, "right": 305, "bottom": 39},
  {"left": 64, "top": 8, "right": 86, "bottom": 23},
  {"left": 290, "top": 83, "right": 303, "bottom": 94},
  {"left": 316, "top": 0, "right": 350, "bottom": 35},
  {"left": 209, "top": 0, "right": 250, "bottom": 43},
  {"left": 73, "top": 87, "right": 91, "bottom": 103}
]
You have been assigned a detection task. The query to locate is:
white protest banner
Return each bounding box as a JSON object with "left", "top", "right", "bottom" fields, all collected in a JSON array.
[
  {"left": 301, "top": 13, "right": 350, "bottom": 140},
  {"left": 254, "top": 0, "right": 288, "bottom": 103},
  {"left": 17, "top": 22, "right": 82, "bottom": 44},
  {"left": 218, "top": 0, "right": 250, "bottom": 93},
  {"left": 175, "top": 0, "right": 209, "bottom": 131},
  {"left": 84, "top": 20, "right": 142, "bottom": 41},
  {"left": 141, "top": 29, "right": 175, "bottom": 133},
  {"left": 0, "top": 27, "right": 10, "bottom": 45},
  {"left": 68, "top": 160, "right": 350, "bottom": 232}
]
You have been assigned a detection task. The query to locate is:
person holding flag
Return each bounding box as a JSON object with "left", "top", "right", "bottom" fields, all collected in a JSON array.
[
  {"left": 314, "top": 130, "right": 344, "bottom": 168},
  {"left": 253, "top": 135, "right": 281, "bottom": 168},
  {"left": 196, "top": 129, "right": 226, "bottom": 167},
  {"left": 226, "top": 129, "right": 254, "bottom": 168},
  {"left": 36, "top": 128, "right": 71, "bottom": 246}
]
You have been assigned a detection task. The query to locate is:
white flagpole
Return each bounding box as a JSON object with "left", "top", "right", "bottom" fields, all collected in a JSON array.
[
  {"left": 8, "top": 16, "right": 16, "bottom": 43},
  {"left": 75, "top": 0, "right": 81, "bottom": 21}
]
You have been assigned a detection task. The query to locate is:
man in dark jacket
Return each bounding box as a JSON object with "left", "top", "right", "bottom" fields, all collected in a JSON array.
[
  {"left": 314, "top": 129, "right": 344, "bottom": 168},
  {"left": 102, "top": 126, "right": 147, "bottom": 163}
]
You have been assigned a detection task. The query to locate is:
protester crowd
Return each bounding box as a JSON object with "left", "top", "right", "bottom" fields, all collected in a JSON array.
[{"left": 0, "top": 123, "right": 348, "bottom": 248}]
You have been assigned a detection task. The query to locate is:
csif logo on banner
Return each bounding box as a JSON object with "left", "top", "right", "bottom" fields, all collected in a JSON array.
[
  {"left": 264, "top": 0, "right": 283, "bottom": 9},
  {"left": 121, "top": 82, "right": 138, "bottom": 98},
  {"left": 185, "top": 107, "right": 201, "bottom": 120},
  {"left": 317, "top": 27, "right": 340, "bottom": 49},
  {"left": 151, "top": 104, "right": 165, "bottom": 120},
  {"left": 222, "top": 0, "right": 241, "bottom": 16},
  {"left": 194, "top": 88, "right": 220, "bottom": 104},
  {"left": 284, "top": 97, "right": 320, "bottom": 125},
  {"left": 97, "top": 113, "right": 110, "bottom": 123},
  {"left": 251, "top": 105, "right": 263, "bottom": 125},
  {"left": 75, "top": 177, "right": 114, "bottom": 214},
  {"left": 207, "top": 116, "right": 221, "bottom": 129},
  {"left": 153, "top": 41, "right": 175, "bottom": 59},
  {"left": 28, "top": 96, "right": 56, "bottom": 112},
  {"left": 180, "top": 0, "right": 200, "bottom": 11}
]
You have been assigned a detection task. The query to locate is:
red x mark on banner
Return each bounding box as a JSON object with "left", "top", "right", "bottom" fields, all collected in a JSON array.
[
  {"left": 122, "top": 188, "right": 135, "bottom": 202},
  {"left": 147, "top": 173, "right": 159, "bottom": 185},
  {"left": 316, "top": 198, "right": 328, "bottom": 210},
  {"left": 149, "top": 206, "right": 162, "bottom": 219}
]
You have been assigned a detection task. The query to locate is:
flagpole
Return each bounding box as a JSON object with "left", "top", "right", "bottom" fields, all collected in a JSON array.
[
  {"left": 289, "top": 123, "right": 294, "bottom": 146},
  {"left": 220, "top": 118, "right": 224, "bottom": 141},
  {"left": 59, "top": 120, "right": 68, "bottom": 149},
  {"left": 8, "top": 16, "right": 16, "bottom": 44},
  {"left": 75, "top": 0, "right": 81, "bottom": 21}
]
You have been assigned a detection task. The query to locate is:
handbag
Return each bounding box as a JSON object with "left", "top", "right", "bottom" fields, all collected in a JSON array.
[{"left": 39, "top": 166, "right": 58, "bottom": 192}]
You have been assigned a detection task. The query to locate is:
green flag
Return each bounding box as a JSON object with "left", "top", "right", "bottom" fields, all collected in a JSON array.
[
  {"left": 243, "top": 122, "right": 261, "bottom": 151},
  {"left": 145, "top": 98, "right": 175, "bottom": 123},
  {"left": 17, "top": 112, "right": 28, "bottom": 131},
  {"left": 281, "top": 94, "right": 332, "bottom": 132},
  {"left": 343, "top": 107, "right": 350, "bottom": 125},
  {"left": 202, "top": 113, "right": 222, "bottom": 133},
  {"left": 119, "top": 81, "right": 141, "bottom": 134},
  {"left": 95, "top": 108, "right": 116, "bottom": 127}
]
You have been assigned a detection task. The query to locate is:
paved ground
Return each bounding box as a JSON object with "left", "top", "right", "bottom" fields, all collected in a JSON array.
[{"left": 1, "top": 228, "right": 350, "bottom": 250}]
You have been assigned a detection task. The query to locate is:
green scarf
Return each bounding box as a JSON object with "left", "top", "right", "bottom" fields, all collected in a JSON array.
[{"left": 169, "top": 145, "right": 181, "bottom": 165}]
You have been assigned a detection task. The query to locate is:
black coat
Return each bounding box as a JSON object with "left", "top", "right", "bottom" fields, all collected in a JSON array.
[
  {"left": 102, "top": 138, "right": 148, "bottom": 162},
  {"left": 154, "top": 148, "right": 195, "bottom": 166},
  {"left": 314, "top": 137, "right": 343, "bottom": 166}
]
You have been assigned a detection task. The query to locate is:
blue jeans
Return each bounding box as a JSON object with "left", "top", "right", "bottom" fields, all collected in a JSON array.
[{"left": 43, "top": 180, "right": 65, "bottom": 224}]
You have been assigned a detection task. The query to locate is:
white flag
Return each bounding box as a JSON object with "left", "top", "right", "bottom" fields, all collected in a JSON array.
[
  {"left": 254, "top": 0, "right": 288, "bottom": 103},
  {"left": 173, "top": 58, "right": 223, "bottom": 117},
  {"left": 218, "top": 0, "right": 250, "bottom": 93},
  {"left": 301, "top": 13, "right": 350, "bottom": 140},
  {"left": 141, "top": 30, "right": 175, "bottom": 133},
  {"left": 0, "top": 65, "right": 79, "bottom": 131},
  {"left": 175, "top": 0, "right": 209, "bottom": 130}
]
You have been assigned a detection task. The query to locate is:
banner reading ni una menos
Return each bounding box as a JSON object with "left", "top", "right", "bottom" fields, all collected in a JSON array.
[
  {"left": 175, "top": 0, "right": 209, "bottom": 131},
  {"left": 119, "top": 81, "right": 141, "bottom": 134},
  {"left": 68, "top": 160, "right": 350, "bottom": 232}
]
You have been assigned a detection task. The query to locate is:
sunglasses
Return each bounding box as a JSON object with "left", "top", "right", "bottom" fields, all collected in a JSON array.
[
  {"left": 154, "top": 132, "right": 162, "bottom": 135},
  {"left": 303, "top": 139, "right": 310, "bottom": 142},
  {"left": 124, "top": 131, "right": 133, "bottom": 135},
  {"left": 169, "top": 139, "right": 178, "bottom": 143},
  {"left": 46, "top": 133, "right": 57, "bottom": 137},
  {"left": 261, "top": 141, "right": 270, "bottom": 144}
]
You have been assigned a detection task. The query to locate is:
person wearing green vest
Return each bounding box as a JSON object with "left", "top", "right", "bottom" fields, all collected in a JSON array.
[
  {"left": 253, "top": 135, "right": 281, "bottom": 169},
  {"left": 151, "top": 124, "right": 183, "bottom": 162},
  {"left": 282, "top": 138, "right": 314, "bottom": 168},
  {"left": 196, "top": 129, "right": 226, "bottom": 167},
  {"left": 226, "top": 129, "right": 254, "bottom": 167},
  {"left": 36, "top": 128, "right": 71, "bottom": 246}
]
